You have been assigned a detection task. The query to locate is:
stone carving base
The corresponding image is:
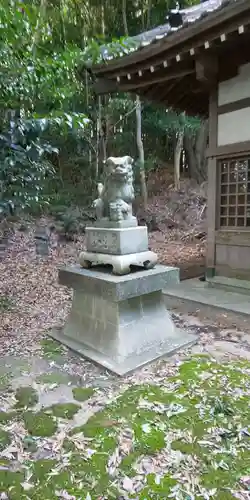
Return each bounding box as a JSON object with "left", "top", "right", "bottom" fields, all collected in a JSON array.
[
  {"left": 79, "top": 250, "right": 158, "bottom": 275},
  {"left": 49, "top": 265, "right": 197, "bottom": 375},
  {"left": 85, "top": 226, "right": 148, "bottom": 255}
]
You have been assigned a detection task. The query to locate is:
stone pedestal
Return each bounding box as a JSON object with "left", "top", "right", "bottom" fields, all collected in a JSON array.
[
  {"left": 80, "top": 225, "right": 157, "bottom": 275},
  {"left": 50, "top": 265, "right": 196, "bottom": 375}
]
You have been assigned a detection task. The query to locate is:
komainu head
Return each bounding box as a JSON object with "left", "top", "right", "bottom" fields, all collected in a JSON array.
[{"left": 105, "top": 156, "right": 134, "bottom": 182}]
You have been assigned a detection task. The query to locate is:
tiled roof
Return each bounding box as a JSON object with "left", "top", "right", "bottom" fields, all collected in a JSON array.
[
  {"left": 133, "top": 0, "right": 231, "bottom": 47},
  {"left": 96, "top": 0, "right": 235, "bottom": 62}
]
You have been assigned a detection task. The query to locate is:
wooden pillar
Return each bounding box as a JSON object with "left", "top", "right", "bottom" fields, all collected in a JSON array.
[{"left": 206, "top": 87, "right": 218, "bottom": 276}]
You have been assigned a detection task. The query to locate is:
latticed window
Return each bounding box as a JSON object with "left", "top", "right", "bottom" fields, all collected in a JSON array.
[{"left": 219, "top": 156, "right": 250, "bottom": 228}]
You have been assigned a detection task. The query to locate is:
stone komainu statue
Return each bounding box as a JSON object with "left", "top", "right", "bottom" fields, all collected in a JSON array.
[{"left": 93, "top": 156, "right": 135, "bottom": 223}]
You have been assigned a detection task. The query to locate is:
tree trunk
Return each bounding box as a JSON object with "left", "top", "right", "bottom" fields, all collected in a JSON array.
[
  {"left": 174, "top": 129, "right": 184, "bottom": 190},
  {"left": 195, "top": 120, "right": 208, "bottom": 182},
  {"left": 95, "top": 4, "right": 106, "bottom": 179},
  {"left": 85, "top": 69, "right": 92, "bottom": 171},
  {"left": 146, "top": 0, "right": 152, "bottom": 28},
  {"left": 96, "top": 96, "right": 101, "bottom": 179},
  {"left": 122, "top": 0, "right": 129, "bottom": 36},
  {"left": 32, "top": 0, "right": 47, "bottom": 57},
  {"left": 136, "top": 95, "right": 147, "bottom": 208},
  {"left": 184, "top": 120, "right": 208, "bottom": 183},
  {"left": 122, "top": 0, "right": 147, "bottom": 207}
]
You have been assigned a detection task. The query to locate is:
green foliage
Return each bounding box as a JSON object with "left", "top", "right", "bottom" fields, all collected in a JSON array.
[
  {"left": 83, "top": 37, "right": 138, "bottom": 65},
  {"left": 0, "top": 117, "right": 55, "bottom": 211},
  {"left": 0, "top": 0, "right": 201, "bottom": 216}
]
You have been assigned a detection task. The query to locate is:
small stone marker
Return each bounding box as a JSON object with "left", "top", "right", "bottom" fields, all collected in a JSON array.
[
  {"left": 35, "top": 225, "right": 50, "bottom": 256},
  {"left": 0, "top": 236, "right": 8, "bottom": 260}
]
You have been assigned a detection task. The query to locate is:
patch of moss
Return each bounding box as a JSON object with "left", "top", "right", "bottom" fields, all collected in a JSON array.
[
  {"left": 107, "top": 385, "right": 150, "bottom": 417},
  {"left": 35, "top": 372, "right": 71, "bottom": 385},
  {"left": 22, "top": 435, "right": 38, "bottom": 452},
  {"left": 0, "top": 469, "right": 24, "bottom": 496},
  {"left": 120, "top": 451, "right": 141, "bottom": 475},
  {"left": 133, "top": 413, "right": 166, "bottom": 454},
  {"left": 68, "top": 436, "right": 118, "bottom": 496},
  {"left": 23, "top": 411, "right": 57, "bottom": 437},
  {"left": 201, "top": 467, "right": 237, "bottom": 492},
  {"left": 71, "top": 409, "right": 121, "bottom": 438},
  {"left": 171, "top": 439, "right": 203, "bottom": 457},
  {"left": 0, "top": 458, "right": 10, "bottom": 467},
  {"left": 1, "top": 355, "right": 249, "bottom": 498},
  {"left": 138, "top": 473, "right": 177, "bottom": 498},
  {"left": 47, "top": 403, "right": 80, "bottom": 419},
  {"left": 32, "top": 459, "right": 57, "bottom": 481},
  {"left": 40, "top": 338, "right": 65, "bottom": 359},
  {"left": 0, "top": 373, "right": 12, "bottom": 391},
  {"left": 72, "top": 386, "right": 95, "bottom": 402},
  {"left": 172, "top": 405, "right": 208, "bottom": 437},
  {"left": 25, "top": 437, "right": 119, "bottom": 498},
  {"left": 0, "top": 294, "right": 14, "bottom": 312},
  {"left": 62, "top": 438, "right": 76, "bottom": 452},
  {"left": 191, "top": 354, "right": 211, "bottom": 360},
  {"left": 14, "top": 386, "right": 39, "bottom": 408},
  {"left": 0, "top": 429, "right": 11, "bottom": 452},
  {"left": 0, "top": 411, "right": 17, "bottom": 424}
]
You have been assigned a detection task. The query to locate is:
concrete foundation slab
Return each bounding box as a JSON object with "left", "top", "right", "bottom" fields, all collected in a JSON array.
[
  {"left": 51, "top": 265, "right": 196, "bottom": 375},
  {"left": 206, "top": 276, "right": 250, "bottom": 295},
  {"left": 163, "top": 278, "right": 250, "bottom": 318},
  {"left": 50, "top": 325, "right": 195, "bottom": 376}
]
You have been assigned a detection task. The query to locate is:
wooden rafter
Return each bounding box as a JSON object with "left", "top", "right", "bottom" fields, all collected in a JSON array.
[
  {"left": 195, "top": 53, "right": 218, "bottom": 84},
  {"left": 118, "top": 67, "right": 194, "bottom": 92},
  {"left": 145, "top": 81, "right": 176, "bottom": 103},
  {"left": 93, "top": 64, "right": 194, "bottom": 95}
]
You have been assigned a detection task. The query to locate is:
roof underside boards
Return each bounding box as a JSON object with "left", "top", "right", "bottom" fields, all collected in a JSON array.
[{"left": 88, "top": 0, "right": 250, "bottom": 116}]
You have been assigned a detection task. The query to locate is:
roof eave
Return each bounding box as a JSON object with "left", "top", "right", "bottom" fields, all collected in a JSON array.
[{"left": 91, "top": 0, "right": 250, "bottom": 77}]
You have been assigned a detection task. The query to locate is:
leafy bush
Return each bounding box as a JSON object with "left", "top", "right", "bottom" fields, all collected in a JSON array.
[{"left": 0, "top": 117, "right": 57, "bottom": 213}]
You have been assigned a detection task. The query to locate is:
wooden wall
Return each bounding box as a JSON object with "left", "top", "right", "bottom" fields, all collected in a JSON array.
[{"left": 207, "top": 62, "right": 250, "bottom": 280}]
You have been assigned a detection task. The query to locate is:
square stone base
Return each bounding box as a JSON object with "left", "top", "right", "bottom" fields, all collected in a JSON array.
[
  {"left": 85, "top": 226, "right": 148, "bottom": 255},
  {"left": 50, "top": 265, "right": 196, "bottom": 375}
]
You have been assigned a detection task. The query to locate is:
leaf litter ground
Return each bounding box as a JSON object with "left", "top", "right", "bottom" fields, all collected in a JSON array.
[
  {"left": 1, "top": 352, "right": 250, "bottom": 499},
  {"left": 1, "top": 223, "right": 250, "bottom": 498},
  {"left": 0, "top": 221, "right": 204, "bottom": 356}
]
